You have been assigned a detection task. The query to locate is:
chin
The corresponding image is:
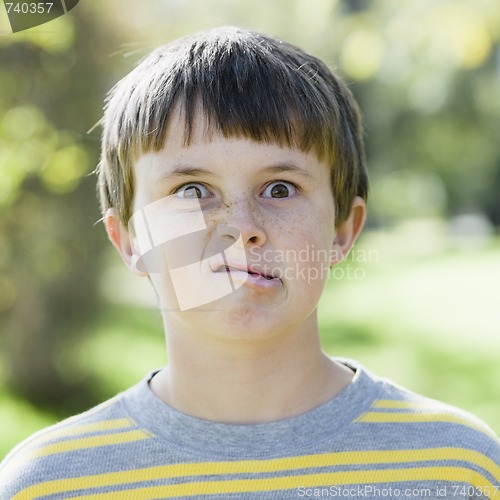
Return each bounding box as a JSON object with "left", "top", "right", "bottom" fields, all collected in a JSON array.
[{"left": 209, "top": 299, "right": 289, "bottom": 342}]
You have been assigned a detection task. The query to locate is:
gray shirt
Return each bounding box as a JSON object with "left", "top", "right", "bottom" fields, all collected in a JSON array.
[{"left": 1, "top": 358, "right": 498, "bottom": 499}]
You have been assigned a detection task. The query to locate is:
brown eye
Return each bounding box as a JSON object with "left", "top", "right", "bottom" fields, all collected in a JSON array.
[{"left": 262, "top": 181, "right": 297, "bottom": 199}]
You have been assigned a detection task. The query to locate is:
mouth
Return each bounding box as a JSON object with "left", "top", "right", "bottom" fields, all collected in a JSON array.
[{"left": 214, "top": 264, "right": 279, "bottom": 281}]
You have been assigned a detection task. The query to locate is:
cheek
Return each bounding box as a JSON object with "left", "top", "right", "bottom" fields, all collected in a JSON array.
[
  {"left": 272, "top": 204, "right": 334, "bottom": 249},
  {"left": 265, "top": 206, "right": 313, "bottom": 236},
  {"left": 286, "top": 208, "right": 335, "bottom": 283}
]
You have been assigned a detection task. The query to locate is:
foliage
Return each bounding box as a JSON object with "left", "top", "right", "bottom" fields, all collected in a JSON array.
[{"left": 0, "top": 7, "right": 116, "bottom": 411}]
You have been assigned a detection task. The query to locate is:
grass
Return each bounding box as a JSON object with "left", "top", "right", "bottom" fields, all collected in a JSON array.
[{"left": 1, "top": 225, "right": 499, "bottom": 459}]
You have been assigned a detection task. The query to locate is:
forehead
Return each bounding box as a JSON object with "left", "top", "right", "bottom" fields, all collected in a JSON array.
[
  {"left": 146, "top": 103, "right": 327, "bottom": 164},
  {"left": 137, "top": 131, "right": 326, "bottom": 185},
  {"left": 139, "top": 105, "right": 323, "bottom": 171}
]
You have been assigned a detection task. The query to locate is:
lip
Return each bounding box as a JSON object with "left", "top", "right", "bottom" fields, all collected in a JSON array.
[
  {"left": 227, "top": 269, "right": 282, "bottom": 291},
  {"left": 211, "top": 262, "right": 281, "bottom": 290},
  {"left": 216, "top": 264, "right": 277, "bottom": 279}
]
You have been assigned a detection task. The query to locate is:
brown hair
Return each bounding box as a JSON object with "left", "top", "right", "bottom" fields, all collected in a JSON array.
[{"left": 98, "top": 26, "right": 368, "bottom": 227}]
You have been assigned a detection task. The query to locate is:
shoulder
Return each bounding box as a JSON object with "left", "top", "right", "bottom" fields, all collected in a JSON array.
[
  {"left": 344, "top": 359, "right": 500, "bottom": 463},
  {"left": 373, "top": 371, "right": 497, "bottom": 440},
  {"left": 0, "top": 385, "right": 144, "bottom": 497},
  {"left": 343, "top": 358, "right": 498, "bottom": 437}
]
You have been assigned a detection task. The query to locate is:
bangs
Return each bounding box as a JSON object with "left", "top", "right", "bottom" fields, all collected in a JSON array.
[
  {"left": 107, "top": 28, "right": 340, "bottom": 165},
  {"left": 173, "top": 48, "right": 336, "bottom": 165}
]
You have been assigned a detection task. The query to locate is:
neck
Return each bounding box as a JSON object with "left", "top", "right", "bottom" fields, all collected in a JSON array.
[{"left": 150, "top": 315, "right": 354, "bottom": 424}]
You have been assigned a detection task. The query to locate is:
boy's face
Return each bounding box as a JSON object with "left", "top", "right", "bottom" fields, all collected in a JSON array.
[{"left": 108, "top": 110, "right": 365, "bottom": 342}]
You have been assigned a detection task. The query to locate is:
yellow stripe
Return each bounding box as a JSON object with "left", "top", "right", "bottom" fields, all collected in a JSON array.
[
  {"left": 64, "top": 467, "right": 499, "bottom": 499},
  {"left": 30, "top": 430, "right": 152, "bottom": 458},
  {"left": 373, "top": 400, "right": 441, "bottom": 409},
  {"left": 357, "top": 411, "right": 497, "bottom": 439},
  {"left": 14, "top": 447, "right": 499, "bottom": 499},
  {"left": 17, "top": 418, "right": 138, "bottom": 456},
  {"left": 5, "top": 419, "right": 142, "bottom": 475},
  {"left": 38, "top": 418, "right": 136, "bottom": 441}
]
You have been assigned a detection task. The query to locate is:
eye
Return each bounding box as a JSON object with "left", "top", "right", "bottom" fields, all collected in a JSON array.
[
  {"left": 174, "top": 183, "right": 212, "bottom": 199},
  {"left": 261, "top": 181, "right": 298, "bottom": 199}
]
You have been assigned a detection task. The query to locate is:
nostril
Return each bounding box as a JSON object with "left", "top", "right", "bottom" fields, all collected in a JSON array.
[{"left": 215, "top": 224, "right": 241, "bottom": 240}]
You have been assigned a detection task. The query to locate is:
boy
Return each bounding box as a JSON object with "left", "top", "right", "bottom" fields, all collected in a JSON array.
[{"left": 0, "top": 26, "right": 498, "bottom": 499}]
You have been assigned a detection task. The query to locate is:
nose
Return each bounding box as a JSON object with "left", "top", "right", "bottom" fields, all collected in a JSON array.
[{"left": 215, "top": 199, "right": 266, "bottom": 247}]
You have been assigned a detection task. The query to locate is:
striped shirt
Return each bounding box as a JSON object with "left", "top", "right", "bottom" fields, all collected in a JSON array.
[{"left": 1, "top": 359, "right": 498, "bottom": 499}]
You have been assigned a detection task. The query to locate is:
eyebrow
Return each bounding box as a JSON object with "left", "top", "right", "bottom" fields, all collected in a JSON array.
[
  {"left": 259, "top": 162, "right": 315, "bottom": 180},
  {"left": 165, "top": 165, "right": 215, "bottom": 178},
  {"left": 158, "top": 161, "right": 316, "bottom": 182}
]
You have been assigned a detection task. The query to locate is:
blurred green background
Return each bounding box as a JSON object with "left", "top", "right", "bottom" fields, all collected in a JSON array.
[{"left": 0, "top": 0, "right": 499, "bottom": 458}]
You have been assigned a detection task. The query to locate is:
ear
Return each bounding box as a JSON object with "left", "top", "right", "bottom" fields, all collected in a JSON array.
[
  {"left": 104, "top": 208, "right": 147, "bottom": 276},
  {"left": 331, "top": 196, "right": 367, "bottom": 266}
]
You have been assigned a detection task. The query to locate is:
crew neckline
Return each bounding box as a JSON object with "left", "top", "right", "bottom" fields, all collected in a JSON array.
[{"left": 121, "top": 358, "right": 382, "bottom": 458}]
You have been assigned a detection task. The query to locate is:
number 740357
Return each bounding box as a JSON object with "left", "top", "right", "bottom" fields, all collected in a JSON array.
[{"left": 5, "top": 3, "right": 54, "bottom": 14}]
